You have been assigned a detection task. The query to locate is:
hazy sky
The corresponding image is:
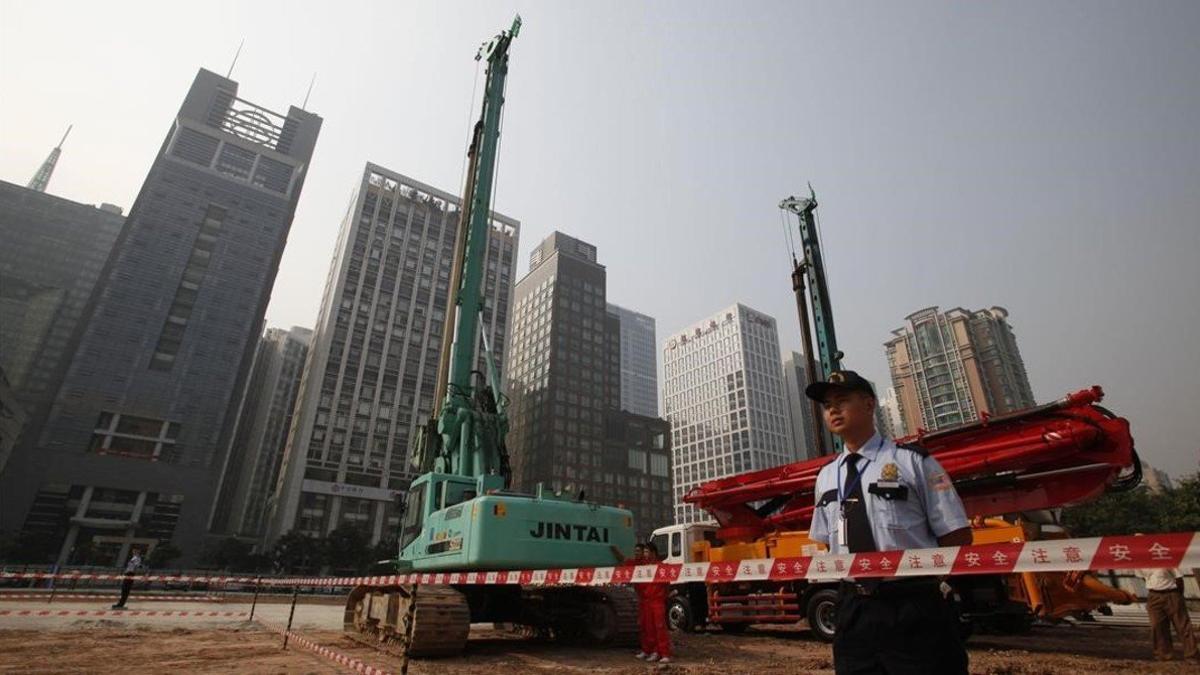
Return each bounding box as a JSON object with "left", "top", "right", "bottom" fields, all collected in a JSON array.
[{"left": 2, "top": 2, "right": 1197, "bottom": 477}]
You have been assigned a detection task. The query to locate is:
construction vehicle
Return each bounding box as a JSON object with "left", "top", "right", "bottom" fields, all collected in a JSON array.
[
  {"left": 654, "top": 515, "right": 1136, "bottom": 640},
  {"left": 662, "top": 386, "right": 1137, "bottom": 638},
  {"left": 649, "top": 192, "right": 1139, "bottom": 640},
  {"left": 343, "top": 17, "right": 638, "bottom": 657},
  {"left": 657, "top": 388, "right": 1139, "bottom": 640}
]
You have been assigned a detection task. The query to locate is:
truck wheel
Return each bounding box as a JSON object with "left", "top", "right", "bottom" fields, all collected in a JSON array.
[
  {"left": 956, "top": 616, "right": 975, "bottom": 642},
  {"left": 668, "top": 594, "right": 694, "bottom": 632},
  {"left": 806, "top": 588, "right": 839, "bottom": 643},
  {"left": 991, "top": 613, "right": 1032, "bottom": 635}
]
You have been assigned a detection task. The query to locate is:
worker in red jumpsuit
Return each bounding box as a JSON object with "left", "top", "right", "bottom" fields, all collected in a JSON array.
[
  {"left": 612, "top": 543, "right": 653, "bottom": 660},
  {"left": 638, "top": 541, "right": 672, "bottom": 663}
]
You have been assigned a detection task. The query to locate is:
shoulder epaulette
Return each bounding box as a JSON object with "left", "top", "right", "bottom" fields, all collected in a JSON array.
[{"left": 896, "top": 441, "right": 930, "bottom": 458}]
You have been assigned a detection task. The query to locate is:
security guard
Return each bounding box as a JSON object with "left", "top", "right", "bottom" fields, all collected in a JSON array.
[{"left": 807, "top": 370, "right": 971, "bottom": 675}]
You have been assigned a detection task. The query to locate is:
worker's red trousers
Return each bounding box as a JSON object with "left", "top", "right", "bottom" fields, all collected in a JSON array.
[{"left": 637, "top": 583, "right": 671, "bottom": 658}]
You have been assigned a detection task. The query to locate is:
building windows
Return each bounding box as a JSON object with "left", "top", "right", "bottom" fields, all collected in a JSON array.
[
  {"left": 649, "top": 453, "right": 669, "bottom": 477},
  {"left": 628, "top": 448, "right": 647, "bottom": 472},
  {"left": 253, "top": 156, "right": 294, "bottom": 195},
  {"left": 171, "top": 126, "right": 219, "bottom": 166},
  {"left": 151, "top": 205, "right": 226, "bottom": 370},
  {"left": 215, "top": 143, "right": 256, "bottom": 180},
  {"left": 88, "top": 411, "right": 181, "bottom": 462},
  {"left": 297, "top": 492, "right": 330, "bottom": 537}
]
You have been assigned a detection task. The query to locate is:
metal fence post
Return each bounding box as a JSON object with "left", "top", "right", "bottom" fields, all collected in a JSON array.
[
  {"left": 282, "top": 585, "right": 299, "bottom": 649},
  {"left": 249, "top": 577, "right": 261, "bottom": 621}
]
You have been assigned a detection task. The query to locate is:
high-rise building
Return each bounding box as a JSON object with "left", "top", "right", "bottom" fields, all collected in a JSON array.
[
  {"left": 505, "top": 232, "right": 672, "bottom": 539},
  {"left": 0, "top": 180, "right": 125, "bottom": 435},
  {"left": 885, "top": 306, "right": 1035, "bottom": 434},
  {"left": 0, "top": 69, "right": 321, "bottom": 567},
  {"left": 664, "top": 304, "right": 794, "bottom": 525},
  {"left": 265, "top": 165, "right": 518, "bottom": 546},
  {"left": 607, "top": 304, "right": 659, "bottom": 417},
  {"left": 209, "top": 326, "right": 312, "bottom": 539},
  {"left": 781, "top": 350, "right": 827, "bottom": 461},
  {"left": 1141, "top": 462, "right": 1174, "bottom": 494},
  {"left": 879, "top": 386, "right": 905, "bottom": 438},
  {"left": 0, "top": 367, "right": 26, "bottom": 475}
]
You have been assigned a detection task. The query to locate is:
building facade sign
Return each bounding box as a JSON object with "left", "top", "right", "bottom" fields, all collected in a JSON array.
[{"left": 301, "top": 479, "right": 401, "bottom": 503}]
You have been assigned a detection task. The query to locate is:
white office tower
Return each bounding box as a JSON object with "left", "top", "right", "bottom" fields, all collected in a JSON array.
[{"left": 663, "top": 304, "right": 794, "bottom": 524}]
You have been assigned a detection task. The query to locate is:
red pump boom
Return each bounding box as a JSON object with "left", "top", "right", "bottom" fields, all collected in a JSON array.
[{"left": 685, "top": 386, "right": 1138, "bottom": 543}]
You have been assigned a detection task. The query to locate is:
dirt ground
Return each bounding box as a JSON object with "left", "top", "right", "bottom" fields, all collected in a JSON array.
[{"left": 0, "top": 621, "right": 1197, "bottom": 674}]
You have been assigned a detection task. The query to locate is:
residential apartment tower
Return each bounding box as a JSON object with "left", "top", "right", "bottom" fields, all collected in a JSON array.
[{"left": 885, "top": 306, "right": 1035, "bottom": 434}]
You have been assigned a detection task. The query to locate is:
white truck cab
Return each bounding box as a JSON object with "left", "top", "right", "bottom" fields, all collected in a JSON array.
[{"left": 649, "top": 523, "right": 719, "bottom": 564}]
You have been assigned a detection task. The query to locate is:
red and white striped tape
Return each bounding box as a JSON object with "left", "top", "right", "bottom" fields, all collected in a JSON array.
[
  {"left": 0, "top": 572, "right": 255, "bottom": 583},
  {"left": 5, "top": 532, "right": 1195, "bottom": 589},
  {"left": 256, "top": 619, "right": 391, "bottom": 675},
  {"left": 269, "top": 532, "right": 1200, "bottom": 588},
  {"left": 0, "top": 608, "right": 246, "bottom": 619},
  {"left": 0, "top": 593, "right": 222, "bottom": 602}
]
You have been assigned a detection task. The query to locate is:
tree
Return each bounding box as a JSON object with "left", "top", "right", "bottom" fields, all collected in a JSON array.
[
  {"left": 147, "top": 543, "right": 183, "bottom": 569},
  {"left": 270, "top": 532, "right": 322, "bottom": 574},
  {"left": 243, "top": 552, "right": 272, "bottom": 573},
  {"left": 0, "top": 529, "right": 60, "bottom": 564},
  {"left": 202, "top": 537, "right": 253, "bottom": 570},
  {"left": 1061, "top": 473, "right": 1200, "bottom": 537},
  {"left": 371, "top": 537, "right": 398, "bottom": 567},
  {"left": 323, "top": 524, "right": 372, "bottom": 573},
  {"left": 1159, "top": 474, "right": 1200, "bottom": 533}
]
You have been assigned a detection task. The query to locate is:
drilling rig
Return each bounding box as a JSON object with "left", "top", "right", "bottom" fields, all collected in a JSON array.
[{"left": 343, "top": 17, "right": 638, "bottom": 657}]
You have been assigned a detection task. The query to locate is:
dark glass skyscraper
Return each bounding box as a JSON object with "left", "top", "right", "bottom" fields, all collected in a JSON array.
[
  {"left": 606, "top": 304, "right": 659, "bottom": 418},
  {"left": 506, "top": 232, "right": 672, "bottom": 538},
  {"left": 0, "top": 69, "right": 321, "bottom": 567},
  {"left": 0, "top": 181, "right": 125, "bottom": 440}
]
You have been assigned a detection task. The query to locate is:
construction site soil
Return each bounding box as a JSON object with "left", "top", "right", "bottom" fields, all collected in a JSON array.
[{"left": 1, "top": 622, "right": 1196, "bottom": 674}]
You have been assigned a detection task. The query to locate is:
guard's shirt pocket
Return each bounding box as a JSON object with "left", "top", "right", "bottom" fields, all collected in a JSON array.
[
  {"left": 868, "top": 481, "right": 921, "bottom": 531},
  {"left": 816, "top": 488, "right": 840, "bottom": 534}
]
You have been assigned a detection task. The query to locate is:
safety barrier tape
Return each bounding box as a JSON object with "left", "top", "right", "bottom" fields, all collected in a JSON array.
[
  {"left": 0, "top": 608, "right": 247, "bottom": 619},
  {"left": 4, "top": 532, "right": 1195, "bottom": 588},
  {"left": 0, "top": 572, "right": 255, "bottom": 583},
  {"left": 0, "top": 593, "right": 222, "bottom": 602},
  {"left": 256, "top": 619, "right": 392, "bottom": 675},
  {"left": 267, "top": 531, "right": 1200, "bottom": 587}
]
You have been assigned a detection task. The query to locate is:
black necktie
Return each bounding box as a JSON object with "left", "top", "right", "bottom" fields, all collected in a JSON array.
[{"left": 843, "top": 454, "right": 877, "bottom": 553}]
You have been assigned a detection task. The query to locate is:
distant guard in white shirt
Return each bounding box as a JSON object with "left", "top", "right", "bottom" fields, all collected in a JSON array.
[{"left": 1137, "top": 560, "right": 1198, "bottom": 661}]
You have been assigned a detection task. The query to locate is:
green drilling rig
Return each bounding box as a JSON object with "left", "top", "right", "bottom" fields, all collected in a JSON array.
[{"left": 343, "top": 16, "right": 639, "bottom": 658}]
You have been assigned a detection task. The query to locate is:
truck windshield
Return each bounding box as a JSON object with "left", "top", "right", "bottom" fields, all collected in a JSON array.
[
  {"left": 650, "top": 533, "right": 668, "bottom": 560},
  {"left": 399, "top": 484, "right": 425, "bottom": 550}
]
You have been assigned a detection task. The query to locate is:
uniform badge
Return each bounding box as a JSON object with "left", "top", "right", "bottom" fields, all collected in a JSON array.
[
  {"left": 881, "top": 463, "right": 900, "bottom": 481},
  {"left": 929, "top": 471, "right": 953, "bottom": 492}
]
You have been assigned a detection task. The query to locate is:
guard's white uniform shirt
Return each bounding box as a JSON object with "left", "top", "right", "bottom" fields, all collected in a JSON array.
[
  {"left": 1138, "top": 567, "right": 1181, "bottom": 592},
  {"left": 810, "top": 433, "right": 969, "bottom": 554}
]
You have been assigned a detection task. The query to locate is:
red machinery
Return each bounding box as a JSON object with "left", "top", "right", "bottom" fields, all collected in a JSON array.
[{"left": 686, "top": 386, "right": 1139, "bottom": 543}]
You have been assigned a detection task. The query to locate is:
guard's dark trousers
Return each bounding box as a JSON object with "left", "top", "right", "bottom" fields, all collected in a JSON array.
[
  {"left": 1147, "top": 588, "right": 1198, "bottom": 660},
  {"left": 114, "top": 574, "right": 135, "bottom": 608},
  {"left": 833, "top": 581, "right": 968, "bottom": 675}
]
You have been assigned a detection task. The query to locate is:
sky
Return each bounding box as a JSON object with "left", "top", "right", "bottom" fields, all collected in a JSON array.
[{"left": 2, "top": 1, "right": 1198, "bottom": 478}]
